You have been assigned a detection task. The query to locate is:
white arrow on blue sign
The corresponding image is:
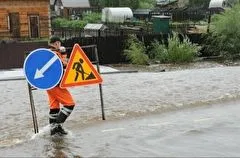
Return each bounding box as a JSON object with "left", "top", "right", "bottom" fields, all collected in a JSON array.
[{"left": 23, "top": 48, "right": 63, "bottom": 90}]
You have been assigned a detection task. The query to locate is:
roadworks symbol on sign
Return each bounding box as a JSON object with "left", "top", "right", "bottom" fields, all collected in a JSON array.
[{"left": 60, "top": 44, "right": 103, "bottom": 88}]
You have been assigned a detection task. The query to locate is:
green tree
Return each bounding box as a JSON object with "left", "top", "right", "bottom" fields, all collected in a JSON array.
[
  {"left": 89, "top": 0, "right": 98, "bottom": 6},
  {"left": 208, "top": 3, "right": 240, "bottom": 60},
  {"left": 89, "top": 0, "right": 105, "bottom": 8},
  {"left": 188, "top": 0, "right": 210, "bottom": 8},
  {"left": 139, "top": 0, "right": 156, "bottom": 8},
  {"left": 120, "top": 0, "right": 140, "bottom": 9}
]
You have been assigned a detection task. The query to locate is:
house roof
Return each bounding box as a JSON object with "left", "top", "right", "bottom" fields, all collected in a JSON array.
[
  {"left": 61, "top": 0, "right": 90, "bottom": 8},
  {"left": 84, "top": 23, "right": 107, "bottom": 30},
  {"left": 133, "top": 9, "right": 152, "bottom": 15}
]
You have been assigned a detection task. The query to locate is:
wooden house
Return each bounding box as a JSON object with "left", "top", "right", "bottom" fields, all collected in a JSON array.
[
  {"left": 0, "top": 0, "right": 50, "bottom": 39},
  {"left": 52, "top": 0, "right": 91, "bottom": 19}
]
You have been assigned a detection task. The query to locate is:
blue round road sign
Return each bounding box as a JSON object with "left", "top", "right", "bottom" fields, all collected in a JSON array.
[{"left": 23, "top": 48, "right": 63, "bottom": 90}]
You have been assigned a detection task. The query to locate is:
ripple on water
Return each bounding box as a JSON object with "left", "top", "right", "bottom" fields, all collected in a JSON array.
[{"left": 0, "top": 138, "right": 23, "bottom": 148}]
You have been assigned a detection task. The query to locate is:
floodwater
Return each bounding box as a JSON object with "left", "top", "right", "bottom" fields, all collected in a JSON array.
[{"left": 1, "top": 66, "right": 240, "bottom": 157}]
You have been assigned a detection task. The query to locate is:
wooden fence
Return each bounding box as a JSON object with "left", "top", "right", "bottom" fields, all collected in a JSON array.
[
  {"left": 0, "top": 41, "right": 48, "bottom": 69},
  {"left": 0, "top": 33, "right": 203, "bottom": 69}
]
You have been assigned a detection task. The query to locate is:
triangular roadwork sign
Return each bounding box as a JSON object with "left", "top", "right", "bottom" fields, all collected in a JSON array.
[{"left": 60, "top": 44, "right": 103, "bottom": 88}]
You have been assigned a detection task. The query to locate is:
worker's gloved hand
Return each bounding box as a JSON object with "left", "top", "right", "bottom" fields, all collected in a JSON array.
[{"left": 59, "top": 46, "right": 66, "bottom": 53}]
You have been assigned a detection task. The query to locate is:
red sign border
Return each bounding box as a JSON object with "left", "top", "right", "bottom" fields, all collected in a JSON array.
[{"left": 60, "top": 44, "right": 103, "bottom": 88}]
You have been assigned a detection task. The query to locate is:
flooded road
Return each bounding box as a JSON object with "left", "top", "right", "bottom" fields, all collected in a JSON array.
[
  {"left": 1, "top": 66, "right": 240, "bottom": 157},
  {"left": 70, "top": 101, "right": 240, "bottom": 157}
]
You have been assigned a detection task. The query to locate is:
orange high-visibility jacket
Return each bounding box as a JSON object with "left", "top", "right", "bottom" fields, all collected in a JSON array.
[{"left": 47, "top": 50, "right": 75, "bottom": 109}]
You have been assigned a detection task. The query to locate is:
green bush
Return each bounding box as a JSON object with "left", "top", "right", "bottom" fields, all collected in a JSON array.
[
  {"left": 52, "top": 12, "right": 101, "bottom": 30},
  {"left": 52, "top": 18, "right": 70, "bottom": 28},
  {"left": 201, "top": 33, "right": 221, "bottom": 57},
  {"left": 208, "top": 3, "right": 240, "bottom": 60},
  {"left": 69, "top": 20, "right": 87, "bottom": 29},
  {"left": 124, "top": 35, "right": 149, "bottom": 65},
  {"left": 82, "top": 12, "right": 101, "bottom": 23},
  {"left": 149, "top": 40, "right": 168, "bottom": 63},
  {"left": 150, "top": 33, "right": 200, "bottom": 64}
]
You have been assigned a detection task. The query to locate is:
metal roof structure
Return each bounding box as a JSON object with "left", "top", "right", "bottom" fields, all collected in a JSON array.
[
  {"left": 61, "top": 0, "right": 90, "bottom": 8},
  {"left": 84, "top": 23, "right": 107, "bottom": 30},
  {"left": 133, "top": 9, "right": 152, "bottom": 15}
]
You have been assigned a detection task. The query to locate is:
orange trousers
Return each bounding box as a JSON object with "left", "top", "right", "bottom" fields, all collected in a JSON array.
[{"left": 47, "top": 86, "right": 75, "bottom": 109}]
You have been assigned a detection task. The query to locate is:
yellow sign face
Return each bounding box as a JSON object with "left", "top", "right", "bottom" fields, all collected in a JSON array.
[{"left": 60, "top": 44, "right": 103, "bottom": 88}]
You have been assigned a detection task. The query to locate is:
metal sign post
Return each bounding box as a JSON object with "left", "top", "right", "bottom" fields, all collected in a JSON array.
[
  {"left": 27, "top": 83, "right": 39, "bottom": 133},
  {"left": 24, "top": 52, "right": 39, "bottom": 133},
  {"left": 24, "top": 49, "right": 63, "bottom": 133},
  {"left": 94, "top": 46, "right": 105, "bottom": 120},
  {"left": 23, "top": 45, "right": 105, "bottom": 135},
  {"left": 80, "top": 45, "right": 105, "bottom": 120},
  {"left": 61, "top": 44, "right": 105, "bottom": 120}
]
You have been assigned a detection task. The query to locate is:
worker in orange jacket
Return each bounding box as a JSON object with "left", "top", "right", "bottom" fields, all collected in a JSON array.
[{"left": 48, "top": 36, "right": 75, "bottom": 135}]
